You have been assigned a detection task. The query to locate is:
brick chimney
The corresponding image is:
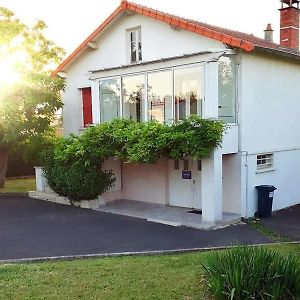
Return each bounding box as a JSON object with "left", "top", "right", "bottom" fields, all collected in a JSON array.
[
  {"left": 264, "top": 23, "right": 274, "bottom": 42},
  {"left": 279, "top": 0, "right": 300, "bottom": 49}
]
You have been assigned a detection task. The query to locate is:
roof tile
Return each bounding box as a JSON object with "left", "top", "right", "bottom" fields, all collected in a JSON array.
[{"left": 52, "top": 0, "right": 300, "bottom": 76}]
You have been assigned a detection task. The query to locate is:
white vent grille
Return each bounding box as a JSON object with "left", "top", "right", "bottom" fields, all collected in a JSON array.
[{"left": 257, "top": 153, "right": 273, "bottom": 170}]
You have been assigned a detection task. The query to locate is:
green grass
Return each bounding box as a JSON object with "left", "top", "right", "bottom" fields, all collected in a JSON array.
[
  {"left": 0, "top": 178, "right": 36, "bottom": 193},
  {"left": 0, "top": 244, "right": 299, "bottom": 300},
  {"left": 203, "top": 245, "right": 300, "bottom": 299}
]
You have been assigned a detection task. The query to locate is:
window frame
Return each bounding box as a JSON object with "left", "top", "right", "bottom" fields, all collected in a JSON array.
[
  {"left": 122, "top": 73, "right": 145, "bottom": 122},
  {"left": 97, "top": 62, "right": 205, "bottom": 124},
  {"left": 128, "top": 27, "right": 142, "bottom": 64},
  {"left": 218, "top": 55, "right": 238, "bottom": 124},
  {"left": 256, "top": 153, "right": 274, "bottom": 171},
  {"left": 99, "top": 77, "right": 122, "bottom": 123}
]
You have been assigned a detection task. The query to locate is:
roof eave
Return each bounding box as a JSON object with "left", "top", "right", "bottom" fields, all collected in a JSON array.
[
  {"left": 51, "top": 1, "right": 255, "bottom": 77},
  {"left": 51, "top": 2, "right": 127, "bottom": 76},
  {"left": 255, "top": 46, "right": 300, "bottom": 61}
]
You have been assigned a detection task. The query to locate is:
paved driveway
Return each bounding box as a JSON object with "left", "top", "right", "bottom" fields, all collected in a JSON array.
[
  {"left": 261, "top": 204, "right": 300, "bottom": 241},
  {"left": 0, "top": 196, "right": 270, "bottom": 261}
]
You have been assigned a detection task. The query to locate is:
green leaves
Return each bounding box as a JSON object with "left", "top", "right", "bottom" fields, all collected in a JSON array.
[
  {"left": 0, "top": 7, "right": 65, "bottom": 153},
  {"left": 42, "top": 117, "right": 225, "bottom": 200},
  {"left": 79, "top": 116, "right": 225, "bottom": 163},
  {"left": 202, "top": 246, "right": 300, "bottom": 300}
]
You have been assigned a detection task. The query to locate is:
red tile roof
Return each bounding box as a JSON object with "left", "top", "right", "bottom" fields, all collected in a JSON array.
[{"left": 52, "top": 0, "right": 300, "bottom": 76}]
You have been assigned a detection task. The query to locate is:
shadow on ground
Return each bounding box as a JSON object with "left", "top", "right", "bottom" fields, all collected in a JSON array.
[{"left": 260, "top": 204, "right": 300, "bottom": 241}]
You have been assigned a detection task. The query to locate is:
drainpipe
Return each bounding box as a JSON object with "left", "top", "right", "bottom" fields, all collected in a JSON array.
[{"left": 242, "top": 151, "right": 249, "bottom": 218}]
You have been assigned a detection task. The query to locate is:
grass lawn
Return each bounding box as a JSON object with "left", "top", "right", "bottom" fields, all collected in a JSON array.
[
  {"left": 0, "top": 243, "right": 299, "bottom": 300},
  {"left": 0, "top": 178, "right": 36, "bottom": 193}
]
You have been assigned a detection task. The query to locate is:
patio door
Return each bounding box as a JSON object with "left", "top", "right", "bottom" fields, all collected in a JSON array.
[{"left": 168, "top": 159, "right": 201, "bottom": 209}]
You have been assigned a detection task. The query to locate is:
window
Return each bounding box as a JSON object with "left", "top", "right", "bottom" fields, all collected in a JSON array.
[
  {"left": 218, "top": 56, "right": 236, "bottom": 123},
  {"left": 174, "top": 160, "right": 179, "bottom": 170},
  {"left": 197, "top": 160, "right": 202, "bottom": 171},
  {"left": 129, "top": 27, "right": 142, "bottom": 63},
  {"left": 257, "top": 153, "right": 273, "bottom": 170},
  {"left": 99, "top": 79, "right": 121, "bottom": 122},
  {"left": 122, "top": 75, "right": 145, "bottom": 121},
  {"left": 183, "top": 160, "right": 189, "bottom": 170},
  {"left": 97, "top": 63, "right": 204, "bottom": 124},
  {"left": 174, "top": 66, "right": 203, "bottom": 121},
  {"left": 148, "top": 71, "right": 173, "bottom": 123}
]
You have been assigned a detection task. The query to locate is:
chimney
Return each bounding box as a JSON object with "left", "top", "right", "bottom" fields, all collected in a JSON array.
[
  {"left": 279, "top": 0, "right": 300, "bottom": 49},
  {"left": 264, "top": 23, "right": 274, "bottom": 42}
]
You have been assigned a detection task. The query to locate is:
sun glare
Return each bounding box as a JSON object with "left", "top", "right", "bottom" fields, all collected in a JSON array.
[
  {"left": 0, "top": 49, "right": 27, "bottom": 90},
  {"left": 0, "top": 60, "right": 20, "bottom": 89}
]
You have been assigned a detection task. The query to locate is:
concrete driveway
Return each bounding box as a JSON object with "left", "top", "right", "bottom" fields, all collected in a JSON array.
[{"left": 0, "top": 195, "right": 270, "bottom": 261}]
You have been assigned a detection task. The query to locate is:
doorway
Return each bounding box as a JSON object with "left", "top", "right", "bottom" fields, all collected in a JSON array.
[{"left": 168, "top": 159, "right": 201, "bottom": 209}]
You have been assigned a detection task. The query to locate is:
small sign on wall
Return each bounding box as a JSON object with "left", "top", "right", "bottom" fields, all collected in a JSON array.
[{"left": 182, "top": 170, "right": 192, "bottom": 180}]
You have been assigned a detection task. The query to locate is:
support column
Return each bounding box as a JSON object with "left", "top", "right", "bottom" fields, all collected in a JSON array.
[
  {"left": 201, "top": 148, "right": 223, "bottom": 224},
  {"left": 91, "top": 79, "right": 100, "bottom": 125}
]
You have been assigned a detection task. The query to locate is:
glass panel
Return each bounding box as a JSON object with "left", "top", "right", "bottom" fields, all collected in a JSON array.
[
  {"left": 130, "top": 31, "right": 137, "bottom": 62},
  {"left": 99, "top": 78, "right": 120, "bottom": 122},
  {"left": 138, "top": 30, "right": 142, "bottom": 61},
  {"left": 174, "top": 160, "right": 179, "bottom": 170},
  {"left": 122, "top": 75, "right": 145, "bottom": 121},
  {"left": 174, "top": 66, "right": 203, "bottom": 121},
  {"left": 183, "top": 159, "right": 189, "bottom": 170},
  {"left": 148, "top": 71, "right": 173, "bottom": 123},
  {"left": 197, "top": 160, "right": 202, "bottom": 171},
  {"left": 218, "top": 56, "right": 236, "bottom": 123}
]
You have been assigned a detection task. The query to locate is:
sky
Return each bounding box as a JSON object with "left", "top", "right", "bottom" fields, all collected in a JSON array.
[{"left": 0, "top": 0, "right": 281, "bottom": 55}]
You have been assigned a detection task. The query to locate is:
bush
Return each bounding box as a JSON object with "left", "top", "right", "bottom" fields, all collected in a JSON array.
[
  {"left": 42, "top": 137, "right": 115, "bottom": 201},
  {"left": 42, "top": 117, "right": 225, "bottom": 201},
  {"left": 202, "top": 246, "right": 300, "bottom": 300}
]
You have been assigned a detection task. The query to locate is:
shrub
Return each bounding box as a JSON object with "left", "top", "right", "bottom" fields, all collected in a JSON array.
[
  {"left": 202, "top": 246, "right": 300, "bottom": 300},
  {"left": 42, "top": 137, "right": 115, "bottom": 201},
  {"left": 42, "top": 116, "right": 225, "bottom": 201}
]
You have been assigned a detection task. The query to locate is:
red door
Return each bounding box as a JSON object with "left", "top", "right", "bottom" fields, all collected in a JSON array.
[{"left": 82, "top": 87, "right": 93, "bottom": 127}]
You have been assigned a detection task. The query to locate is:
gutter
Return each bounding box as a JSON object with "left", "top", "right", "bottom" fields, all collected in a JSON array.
[{"left": 255, "top": 46, "right": 300, "bottom": 61}]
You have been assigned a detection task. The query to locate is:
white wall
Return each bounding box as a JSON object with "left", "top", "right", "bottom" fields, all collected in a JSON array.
[
  {"left": 239, "top": 52, "right": 300, "bottom": 216},
  {"left": 101, "top": 158, "right": 168, "bottom": 205},
  {"left": 243, "top": 149, "right": 300, "bottom": 216},
  {"left": 62, "top": 13, "right": 225, "bottom": 135},
  {"left": 221, "top": 124, "right": 239, "bottom": 154},
  {"left": 222, "top": 153, "right": 241, "bottom": 214},
  {"left": 239, "top": 52, "right": 300, "bottom": 152},
  {"left": 121, "top": 159, "right": 168, "bottom": 205}
]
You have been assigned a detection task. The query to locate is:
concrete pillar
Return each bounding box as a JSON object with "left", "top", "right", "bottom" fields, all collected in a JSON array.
[
  {"left": 201, "top": 149, "right": 223, "bottom": 223},
  {"left": 201, "top": 60, "right": 223, "bottom": 223},
  {"left": 34, "top": 167, "right": 46, "bottom": 192}
]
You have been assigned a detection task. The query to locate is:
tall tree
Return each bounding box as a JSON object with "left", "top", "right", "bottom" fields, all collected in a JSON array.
[{"left": 0, "top": 7, "right": 65, "bottom": 187}]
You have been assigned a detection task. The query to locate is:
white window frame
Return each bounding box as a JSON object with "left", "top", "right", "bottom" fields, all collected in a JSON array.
[
  {"left": 128, "top": 27, "right": 142, "bottom": 64},
  {"left": 97, "top": 62, "right": 205, "bottom": 123},
  {"left": 218, "top": 54, "right": 238, "bottom": 125},
  {"left": 173, "top": 64, "right": 204, "bottom": 120},
  {"left": 99, "top": 77, "right": 121, "bottom": 123},
  {"left": 257, "top": 153, "right": 274, "bottom": 171}
]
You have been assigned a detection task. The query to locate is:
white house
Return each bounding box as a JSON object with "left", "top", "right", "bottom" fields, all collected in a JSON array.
[{"left": 46, "top": 0, "right": 300, "bottom": 224}]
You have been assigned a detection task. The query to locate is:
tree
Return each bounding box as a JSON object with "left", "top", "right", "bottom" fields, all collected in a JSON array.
[{"left": 0, "top": 7, "right": 65, "bottom": 187}]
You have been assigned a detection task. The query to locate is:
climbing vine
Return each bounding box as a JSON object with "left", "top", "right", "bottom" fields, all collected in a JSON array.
[{"left": 43, "top": 116, "right": 226, "bottom": 200}]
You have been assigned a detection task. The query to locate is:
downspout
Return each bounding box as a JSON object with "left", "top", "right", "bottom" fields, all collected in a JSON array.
[{"left": 241, "top": 151, "right": 249, "bottom": 218}]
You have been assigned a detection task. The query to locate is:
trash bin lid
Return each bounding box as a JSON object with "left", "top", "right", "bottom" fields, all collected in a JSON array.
[{"left": 255, "top": 185, "right": 277, "bottom": 191}]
